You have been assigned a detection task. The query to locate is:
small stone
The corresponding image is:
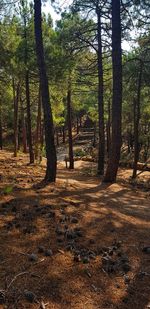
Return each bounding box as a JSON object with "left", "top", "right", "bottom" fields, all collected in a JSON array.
[
  {"left": 38, "top": 246, "right": 45, "bottom": 253},
  {"left": 122, "top": 263, "right": 131, "bottom": 273},
  {"left": 142, "top": 247, "right": 150, "bottom": 254},
  {"left": 28, "top": 253, "right": 38, "bottom": 262},
  {"left": 45, "top": 249, "right": 53, "bottom": 256},
  {"left": 24, "top": 290, "right": 36, "bottom": 303},
  {"left": 70, "top": 217, "right": 79, "bottom": 224},
  {"left": 124, "top": 275, "right": 130, "bottom": 284}
]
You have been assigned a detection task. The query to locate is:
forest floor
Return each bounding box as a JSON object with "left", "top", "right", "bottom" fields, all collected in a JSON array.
[{"left": 0, "top": 150, "right": 150, "bottom": 309}]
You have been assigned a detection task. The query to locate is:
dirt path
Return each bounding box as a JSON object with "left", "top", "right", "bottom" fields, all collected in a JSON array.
[{"left": 0, "top": 150, "right": 150, "bottom": 309}]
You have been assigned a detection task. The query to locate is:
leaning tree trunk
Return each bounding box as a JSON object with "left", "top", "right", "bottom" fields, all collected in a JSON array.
[
  {"left": 34, "top": 0, "right": 57, "bottom": 182},
  {"left": 67, "top": 82, "right": 74, "bottom": 169},
  {"left": 97, "top": 8, "right": 105, "bottom": 175},
  {"left": 103, "top": 0, "right": 122, "bottom": 182},
  {"left": 25, "top": 70, "right": 34, "bottom": 163},
  {"left": 132, "top": 63, "right": 143, "bottom": 179}
]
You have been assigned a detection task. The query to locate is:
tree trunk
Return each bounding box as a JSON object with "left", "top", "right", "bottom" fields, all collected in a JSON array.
[
  {"left": 34, "top": 0, "right": 57, "bottom": 182},
  {"left": 106, "top": 99, "right": 111, "bottom": 158},
  {"left": 76, "top": 117, "right": 79, "bottom": 134},
  {"left": 67, "top": 82, "right": 74, "bottom": 169},
  {"left": 0, "top": 102, "right": 2, "bottom": 150},
  {"left": 35, "top": 84, "right": 42, "bottom": 161},
  {"left": 103, "top": 0, "right": 122, "bottom": 183},
  {"left": 93, "top": 123, "right": 97, "bottom": 148},
  {"left": 21, "top": 0, "right": 34, "bottom": 163},
  {"left": 56, "top": 128, "right": 59, "bottom": 146},
  {"left": 21, "top": 98, "right": 27, "bottom": 153},
  {"left": 132, "top": 63, "right": 143, "bottom": 179},
  {"left": 25, "top": 70, "right": 34, "bottom": 163},
  {"left": 13, "top": 79, "right": 20, "bottom": 157},
  {"left": 62, "top": 126, "right": 66, "bottom": 143},
  {"left": 97, "top": 9, "right": 105, "bottom": 175}
]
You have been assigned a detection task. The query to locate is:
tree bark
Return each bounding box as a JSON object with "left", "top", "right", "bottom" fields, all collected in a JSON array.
[
  {"left": 67, "top": 82, "right": 74, "bottom": 169},
  {"left": 56, "top": 128, "right": 59, "bottom": 146},
  {"left": 62, "top": 126, "right": 66, "bottom": 143},
  {"left": 106, "top": 99, "right": 111, "bottom": 158},
  {"left": 132, "top": 63, "right": 143, "bottom": 179},
  {"left": 76, "top": 117, "right": 79, "bottom": 134},
  {"left": 97, "top": 8, "right": 105, "bottom": 175},
  {"left": 35, "top": 84, "right": 42, "bottom": 161},
  {"left": 104, "top": 0, "right": 122, "bottom": 182},
  {"left": 13, "top": 79, "right": 20, "bottom": 157},
  {"left": 20, "top": 98, "right": 27, "bottom": 153},
  {"left": 26, "top": 70, "right": 34, "bottom": 163},
  {"left": 34, "top": 0, "right": 57, "bottom": 182},
  {"left": 22, "top": 0, "right": 34, "bottom": 163}
]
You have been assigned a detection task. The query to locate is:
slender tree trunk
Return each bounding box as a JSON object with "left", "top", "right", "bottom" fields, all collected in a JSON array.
[
  {"left": 79, "top": 116, "right": 82, "bottom": 128},
  {"left": 93, "top": 123, "right": 97, "bottom": 147},
  {"left": 106, "top": 99, "right": 111, "bottom": 158},
  {"left": 13, "top": 79, "right": 20, "bottom": 157},
  {"left": 132, "top": 64, "right": 143, "bottom": 179},
  {"left": 76, "top": 117, "right": 79, "bottom": 134},
  {"left": 21, "top": 98, "right": 27, "bottom": 153},
  {"left": 22, "top": 1, "right": 34, "bottom": 163},
  {"left": 35, "top": 84, "right": 42, "bottom": 160},
  {"left": 103, "top": 0, "right": 122, "bottom": 183},
  {"left": 62, "top": 126, "right": 66, "bottom": 143},
  {"left": 67, "top": 82, "right": 74, "bottom": 169},
  {"left": 56, "top": 128, "right": 59, "bottom": 146},
  {"left": 0, "top": 102, "right": 2, "bottom": 150},
  {"left": 34, "top": 0, "right": 57, "bottom": 182},
  {"left": 18, "top": 119, "right": 21, "bottom": 150},
  {"left": 97, "top": 9, "right": 105, "bottom": 175},
  {"left": 25, "top": 70, "right": 34, "bottom": 163}
]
